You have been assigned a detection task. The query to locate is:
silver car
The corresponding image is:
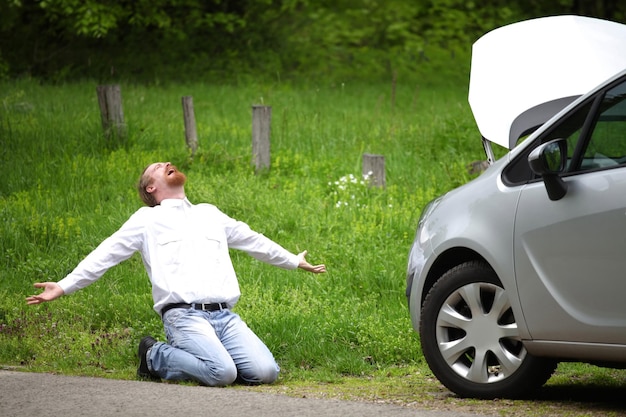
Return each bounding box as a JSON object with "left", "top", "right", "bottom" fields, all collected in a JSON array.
[{"left": 406, "top": 15, "right": 626, "bottom": 399}]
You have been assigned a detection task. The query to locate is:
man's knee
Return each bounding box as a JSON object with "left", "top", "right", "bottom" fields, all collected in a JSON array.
[
  {"left": 239, "top": 362, "right": 279, "bottom": 385},
  {"left": 200, "top": 361, "right": 238, "bottom": 387},
  {"left": 259, "top": 365, "right": 279, "bottom": 384}
]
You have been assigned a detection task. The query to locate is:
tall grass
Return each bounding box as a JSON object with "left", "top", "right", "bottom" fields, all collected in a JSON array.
[{"left": 0, "top": 76, "right": 484, "bottom": 380}]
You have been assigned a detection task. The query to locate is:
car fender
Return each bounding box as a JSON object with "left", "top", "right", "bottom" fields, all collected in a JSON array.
[{"left": 409, "top": 164, "right": 532, "bottom": 339}]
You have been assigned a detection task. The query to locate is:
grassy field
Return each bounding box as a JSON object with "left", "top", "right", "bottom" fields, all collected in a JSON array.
[
  {"left": 0, "top": 76, "right": 480, "bottom": 375},
  {"left": 2, "top": 77, "right": 626, "bottom": 416}
]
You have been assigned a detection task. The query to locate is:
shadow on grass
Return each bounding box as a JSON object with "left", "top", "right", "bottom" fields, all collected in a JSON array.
[{"left": 506, "top": 383, "right": 626, "bottom": 417}]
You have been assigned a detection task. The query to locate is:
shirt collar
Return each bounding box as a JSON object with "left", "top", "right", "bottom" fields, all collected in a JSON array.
[{"left": 159, "top": 197, "right": 191, "bottom": 208}]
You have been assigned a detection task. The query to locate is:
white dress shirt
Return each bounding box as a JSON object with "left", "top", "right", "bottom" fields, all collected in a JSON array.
[{"left": 57, "top": 198, "right": 299, "bottom": 313}]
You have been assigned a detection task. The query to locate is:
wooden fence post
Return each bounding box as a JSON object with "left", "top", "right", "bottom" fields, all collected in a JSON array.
[
  {"left": 362, "top": 153, "right": 386, "bottom": 188},
  {"left": 96, "top": 85, "right": 126, "bottom": 140},
  {"left": 181, "top": 96, "right": 198, "bottom": 156},
  {"left": 252, "top": 105, "right": 271, "bottom": 173}
]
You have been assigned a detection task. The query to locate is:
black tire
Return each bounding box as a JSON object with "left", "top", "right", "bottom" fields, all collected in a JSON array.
[{"left": 419, "top": 261, "right": 556, "bottom": 399}]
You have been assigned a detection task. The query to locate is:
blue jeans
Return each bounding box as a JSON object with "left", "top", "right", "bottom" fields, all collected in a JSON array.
[{"left": 147, "top": 308, "right": 279, "bottom": 386}]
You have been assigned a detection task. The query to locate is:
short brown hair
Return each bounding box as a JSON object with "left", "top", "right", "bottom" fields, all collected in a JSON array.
[{"left": 137, "top": 165, "right": 157, "bottom": 207}]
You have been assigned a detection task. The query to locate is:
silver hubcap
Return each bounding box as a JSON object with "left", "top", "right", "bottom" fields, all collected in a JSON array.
[{"left": 436, "top": 282, "right": 526, "bottom": 383}]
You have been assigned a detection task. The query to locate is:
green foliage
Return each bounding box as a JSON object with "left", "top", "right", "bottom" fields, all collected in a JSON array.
[
  {"left": 0, "top": 77, "right": 480, "bottom": 380},
  {"left": 3, "top": 0, "right": 625, "bottom": 83},
  {"left": 38, "top": 0, "right": 123, "bottom": 37}
]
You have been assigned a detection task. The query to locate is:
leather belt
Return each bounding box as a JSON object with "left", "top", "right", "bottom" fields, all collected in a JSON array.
[{"left": 161, "top": 302, "right": 229, "bottom": 317}]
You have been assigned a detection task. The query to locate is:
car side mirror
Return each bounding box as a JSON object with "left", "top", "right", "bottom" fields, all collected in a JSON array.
[{"left": 528, "top": 139, "right": 568, "bottom": 201}]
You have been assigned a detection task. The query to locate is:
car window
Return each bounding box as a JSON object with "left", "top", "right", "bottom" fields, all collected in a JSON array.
[
  {"left": 575, "top": 81, "right": 626, "bottom": 171},
  {"left": 503, "top": 76, "right": 626, "bottom": 185},
  {"left": 502, "top": 100, "right": 592, "bottom": 184},
  {"left": 545, "top": 103, "right": 591, "bottom": 170}
]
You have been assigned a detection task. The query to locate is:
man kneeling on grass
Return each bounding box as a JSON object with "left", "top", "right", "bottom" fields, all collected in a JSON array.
[{"left": 26, "top": 161, "right": 326, "bottom": 386}]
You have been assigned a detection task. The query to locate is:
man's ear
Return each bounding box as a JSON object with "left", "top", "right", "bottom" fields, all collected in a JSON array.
[{"left": 146, "top": 185, "right": 156, "bottom": 194}]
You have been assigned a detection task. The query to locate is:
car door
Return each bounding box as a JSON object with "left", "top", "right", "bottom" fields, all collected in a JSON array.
[{"left": 514, "top": 77, "right": 626, "bottom": 344}]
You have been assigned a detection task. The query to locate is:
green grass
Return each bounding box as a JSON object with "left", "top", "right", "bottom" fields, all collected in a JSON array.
[
  {"left": 2, "top": 77, "right": 625, "bottom": 416},
  {"left": 0, "top": 77, "right": 479, "bottom": 376}
]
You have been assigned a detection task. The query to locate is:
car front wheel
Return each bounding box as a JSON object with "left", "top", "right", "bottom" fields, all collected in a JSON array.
[{"left": 419, "top": 261, "right": 556, "bottom": 399}]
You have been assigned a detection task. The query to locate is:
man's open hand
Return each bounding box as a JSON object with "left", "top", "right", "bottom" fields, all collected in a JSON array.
[
  {"left": 297, "top": 251, "right": 326, "bottom": 274},
  {"left": 26, "top": 282, "right": 64, "bottom": 305}
]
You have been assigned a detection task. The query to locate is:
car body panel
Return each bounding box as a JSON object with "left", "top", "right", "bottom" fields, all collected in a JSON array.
[
  {"left": 408, "top": 160, "right": 529, "bottom": 337},
  {"left": 524, "top": 340, "right": 626, "bottom": 362},
  {"left": 515, "top": 168, "right": 626, "bottom": 344}
]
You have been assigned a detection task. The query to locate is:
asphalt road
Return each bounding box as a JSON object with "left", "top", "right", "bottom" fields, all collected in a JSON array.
[{"left": 0, "top": 370, "right": 490, "bottom": 417}]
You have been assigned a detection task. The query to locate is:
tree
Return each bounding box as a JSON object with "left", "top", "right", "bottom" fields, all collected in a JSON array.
[{"left": 1, "top": 0, "right": 625, "bottom": 81}]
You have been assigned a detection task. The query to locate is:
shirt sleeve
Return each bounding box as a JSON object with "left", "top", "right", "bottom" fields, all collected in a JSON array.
[
  {"left": 215, "top": 207, "right": 299, "bottom": 270},
  {"left": 57, "top": 209, "right": 147, "bottom": 295}
]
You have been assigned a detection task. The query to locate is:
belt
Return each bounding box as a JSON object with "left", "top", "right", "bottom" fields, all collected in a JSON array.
[{"left": 161, "top": 302, "right": 229, "bottom": 317}]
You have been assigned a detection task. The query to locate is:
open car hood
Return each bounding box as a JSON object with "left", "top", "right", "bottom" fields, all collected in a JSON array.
[{"left": 469, "top": 15, "right": 626, "bottom": 150}]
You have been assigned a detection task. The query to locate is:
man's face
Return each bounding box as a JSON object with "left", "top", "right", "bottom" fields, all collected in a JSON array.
[{"left": 147, "top": 162, "right": 187, "bottom": 189}]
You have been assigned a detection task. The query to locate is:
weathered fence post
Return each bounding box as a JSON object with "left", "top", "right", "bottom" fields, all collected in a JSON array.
[
  {"left": 252, "top": 105, "right": 271, "bottom": 173},
  {"left": 96, "top": 85, "right": 126, "bottom": 140},
  {"left": 362, "top": 153, "right": 386, "bottom": 188},
  {"left": 181, "top": 96, "right": 198, "bottom": 156}
]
